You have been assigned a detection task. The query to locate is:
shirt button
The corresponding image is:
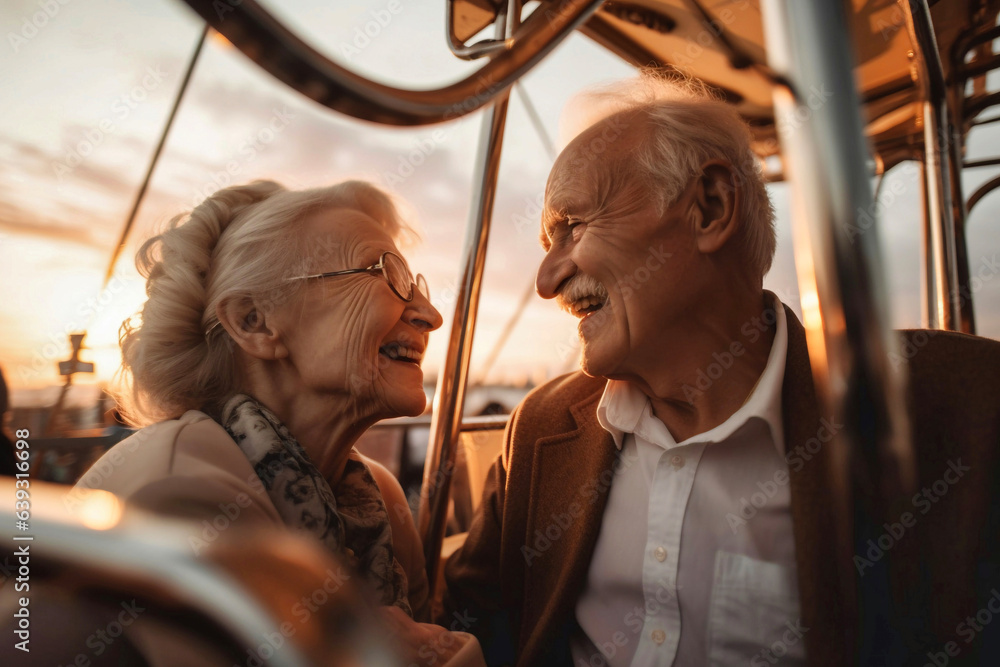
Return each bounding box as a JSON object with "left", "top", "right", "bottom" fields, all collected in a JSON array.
[
  {"left": 670, "top": 454, "right": 684, "bottom": 469},
  {"left": 654, "top": 546, "right": 667, "bottom": 562},
  {"left": 651, "top": 629, "right": 666, "bottom": 645}
]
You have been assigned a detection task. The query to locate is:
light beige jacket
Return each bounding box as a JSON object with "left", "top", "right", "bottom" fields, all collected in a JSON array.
[
  {"left": 76, "top": 410, "right": 429, "bottom": 614},
  {"left": 74, "top": 410, "right": 485, "bottom": 666}
]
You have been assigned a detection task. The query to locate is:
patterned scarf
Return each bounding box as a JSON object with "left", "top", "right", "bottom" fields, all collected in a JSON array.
[{"left": 220, "top": 394, "right": 411, "bottom": 616}]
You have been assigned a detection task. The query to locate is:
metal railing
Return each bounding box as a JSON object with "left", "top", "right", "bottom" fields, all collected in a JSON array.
[
  {"left": 0, "top": 480, "right": 393, "bottom": 666},
  {"left": 180, "top": 0, "right": 604, "bottom": 126}
]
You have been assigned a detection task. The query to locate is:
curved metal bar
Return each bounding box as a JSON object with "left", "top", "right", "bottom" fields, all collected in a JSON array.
[
  {"left": 761, "top": 0, "right": 917, "bottom": 661},
  {"left": 446, "top": 0, "right": 510, "bottom": 60},
  {"left": 963, "top": 157, "right": 1000, "bottom": 168},
  {"left": 967, "top": 173, "right": 1000, "bottom": 213},
  {"left": 0, "top": 481, "right": 312, "bottom": 667},
  {"left": 959, "top": 52, "right": 1000, "bottom": 80},
  {"left": 965, "top": 91, "right": 1000, "bottom": 119},
  {"left": 956, "top": 23, "right": 1000, "bottom": 57},
  {"left": 903, "top": 0, "right": 963, "bottom": 330},
  {"left": 179, "top": 0, "right": 603, "bottom": 126}
]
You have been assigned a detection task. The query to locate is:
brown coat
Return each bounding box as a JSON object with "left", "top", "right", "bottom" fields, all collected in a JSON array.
[{"left": 443, "top": 306, "right": 1000, "bottom": 666}]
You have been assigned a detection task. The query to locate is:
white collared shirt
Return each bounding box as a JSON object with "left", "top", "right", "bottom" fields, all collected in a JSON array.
[{"left": 571, "top": 296, "right": 806, "bottom": 667}]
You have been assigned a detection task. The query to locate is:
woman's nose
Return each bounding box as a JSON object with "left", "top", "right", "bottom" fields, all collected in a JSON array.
[
  {"left": 406, "top": 286, "right": 443, "bottom": 332},
  {"left": 536, "top": 248, "right": 576, "bottom": 300}
]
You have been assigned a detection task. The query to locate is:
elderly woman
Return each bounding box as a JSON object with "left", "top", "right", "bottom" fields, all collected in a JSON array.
[{"left": 76, "top": 180, "right": 478, "bottom": 664}]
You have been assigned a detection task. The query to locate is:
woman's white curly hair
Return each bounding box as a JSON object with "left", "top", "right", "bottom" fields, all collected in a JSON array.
[{"left": 117, "top": 180, "right": 415, "bottom": 426}]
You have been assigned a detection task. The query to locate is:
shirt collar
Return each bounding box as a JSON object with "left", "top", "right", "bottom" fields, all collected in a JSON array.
[{"left": 596, "top": 293, "right": 788, "bottom": 456}]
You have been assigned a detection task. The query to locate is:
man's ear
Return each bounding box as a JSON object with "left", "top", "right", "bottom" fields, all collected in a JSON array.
[
  {"left": 216, "top": 297, "right": 288, "bottom": 361},
  {"left": 692, "top": 160, "right": 741, "bottom": 255}
]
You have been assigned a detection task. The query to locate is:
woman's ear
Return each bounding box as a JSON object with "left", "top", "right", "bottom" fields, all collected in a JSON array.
[
  {"left": 692, "top": 159, "right": 741, "bottom": 255},
  {"left": 217, "top": 297, "right": 287, "bottom": 360}
]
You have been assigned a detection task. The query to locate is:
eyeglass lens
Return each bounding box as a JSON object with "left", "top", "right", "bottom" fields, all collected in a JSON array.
[{"left": 383, "top": 252, "right": 415, "bottom": 300}]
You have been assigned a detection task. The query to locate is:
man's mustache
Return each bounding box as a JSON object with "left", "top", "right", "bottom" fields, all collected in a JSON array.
[{"left": 556, "top": 274, "right": 609, "bottom": 314}]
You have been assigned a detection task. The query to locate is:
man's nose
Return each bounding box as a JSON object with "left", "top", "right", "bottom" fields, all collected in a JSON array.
[{"left": 536, "top": 249, "right": 575, "bottom": 300}]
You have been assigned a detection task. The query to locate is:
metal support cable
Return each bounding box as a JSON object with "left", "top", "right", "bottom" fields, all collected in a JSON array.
[
  {"left": 474, "top": 281, "right": 536, "bottom": 386},
  {"left": 515, "top": 81, "right": 557, "bottom": 160},
  {"left": 102, "top": 24, "right": 209, "bottom": 287},
  {"left": 470, "top": 81, "right": 558, "bottom": 387},
  {"left": 44, "top": 26, "right": 209, "bottom": 436}
]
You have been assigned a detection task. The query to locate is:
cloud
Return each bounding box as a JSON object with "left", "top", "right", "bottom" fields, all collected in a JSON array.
[{"left": 0, "top": 200, "right": 105, "bottom": 249}]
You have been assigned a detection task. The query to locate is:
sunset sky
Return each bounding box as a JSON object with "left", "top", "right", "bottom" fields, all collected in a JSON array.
[{"left": 2, "top": 0, "right": 999, "bottom": 408}]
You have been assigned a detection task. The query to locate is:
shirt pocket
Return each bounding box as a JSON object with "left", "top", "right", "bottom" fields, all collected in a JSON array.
[{"left": 706, "top": 551, "right": 806, "bottom": 666}]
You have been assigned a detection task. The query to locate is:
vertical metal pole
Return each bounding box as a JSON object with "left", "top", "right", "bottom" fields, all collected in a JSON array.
[
  {"left": 947, "top": 39, "right": 976, "bottom": 334},
  {"left": 919, "top": 159, "right": 933, "bottom": 327},
  {"left": 948, "top": 145, "right": 976, "bottom": 334},
  {"left": 417, "top": 3, "right": 520, "bottom": 593},
  {"left": 761, "top": 0, "right": 917, "bottom": 662},
  {"left": 903, "top": 0, "right": 962, "bottom": 330}
]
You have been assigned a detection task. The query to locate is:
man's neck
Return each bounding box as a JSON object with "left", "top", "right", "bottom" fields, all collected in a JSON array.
[{"left": 631, "top": 294, "right": 778, "bottom": 443}]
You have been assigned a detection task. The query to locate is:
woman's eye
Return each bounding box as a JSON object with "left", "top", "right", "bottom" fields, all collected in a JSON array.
[{"left": 566, "top": 220, "right": 585, "bottom": 238}]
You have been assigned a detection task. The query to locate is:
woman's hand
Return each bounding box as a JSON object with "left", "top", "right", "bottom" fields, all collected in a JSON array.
[{"left": 379, "top": 606, "right": 468, "bottom": 666}]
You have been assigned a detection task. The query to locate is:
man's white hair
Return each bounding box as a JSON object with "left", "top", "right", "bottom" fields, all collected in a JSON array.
[{"left": 560, "top": 70, "right": 776, "bottom": 281}]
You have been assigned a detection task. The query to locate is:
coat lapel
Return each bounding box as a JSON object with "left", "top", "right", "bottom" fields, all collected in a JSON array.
[
  {"left": 514, "top": 310, "right": 857, "bottom": 664},
  {"left": 519, "top": 387, "right": 617, "bottom": 660},
  {"left": 782, "top": 306, "right": 854, "bottom": 665}
]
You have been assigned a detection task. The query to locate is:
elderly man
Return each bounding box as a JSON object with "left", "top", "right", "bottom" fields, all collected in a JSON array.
[{"left": 443, "top": 75, "right": 1000, "bottom": 667}]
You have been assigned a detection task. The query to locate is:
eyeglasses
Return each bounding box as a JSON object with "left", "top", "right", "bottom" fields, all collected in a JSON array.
[{"left": 286, "top": 250, "right": 429, "bottom": 302}]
